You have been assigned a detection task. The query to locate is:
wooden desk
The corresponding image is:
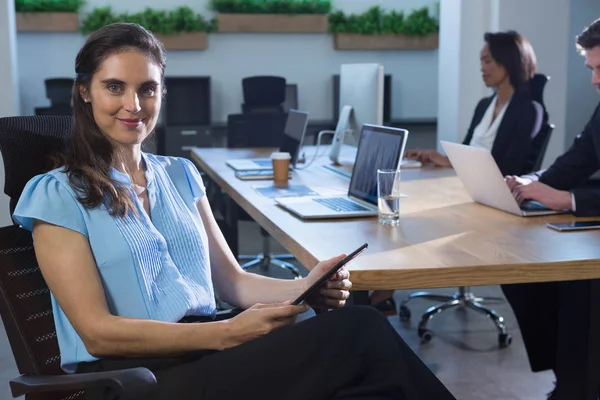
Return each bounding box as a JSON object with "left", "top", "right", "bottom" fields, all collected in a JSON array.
[
  {"left": 191, "top": 146, "right": 600, "bottom": 291},
  {"left": 192, "top": 146, "right": 600, "bottom": 400}
]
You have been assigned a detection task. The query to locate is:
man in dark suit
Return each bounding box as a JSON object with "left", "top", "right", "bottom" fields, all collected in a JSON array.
[
  {"left": 507, "top": 20, "right": 600, "bottom": 217},
  {"left": 504, "top": 18, "right": 600, "bottom": 400}
]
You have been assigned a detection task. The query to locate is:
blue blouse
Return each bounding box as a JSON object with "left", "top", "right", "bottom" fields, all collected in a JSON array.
[{"left": 13, "top": 154, "right": 216, "bottom": 373}]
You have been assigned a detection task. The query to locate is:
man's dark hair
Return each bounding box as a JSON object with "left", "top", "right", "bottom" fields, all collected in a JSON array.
[{"left": 576, "top": 18, "right": 600, "bottom": 53}]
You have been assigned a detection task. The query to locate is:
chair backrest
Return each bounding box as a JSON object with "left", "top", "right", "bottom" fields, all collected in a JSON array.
[
  {"left": 283, "top": 84, "right": 298, "bottom": 113},
  {"left": 530, "top": 73, "right": 549, "bottom": 108},
  {"left": 226, "top": 112, "right": 288, "bottom": 148},
  {"left": 45, "top": 79, "right": 74, "bottom": 107},
  {"left": 531, "top": 123, "right": 555, "bottom": 171},
  {"left": 242, "top": 76, "right": 286, "bottom": 110},
  {"left": 0, "top": 116, "right": 72, "bottom": 217},
  {"left": 0, "top": 116, "right": 83, "bottom": 400}
]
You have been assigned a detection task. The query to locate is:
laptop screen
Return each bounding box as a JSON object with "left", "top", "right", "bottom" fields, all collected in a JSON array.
[
  {"left": 280, "top": 110, "right": 308, "bottom": 166},
  {"left": 348, "top": 124, "right": 408, "bottom": 204}
]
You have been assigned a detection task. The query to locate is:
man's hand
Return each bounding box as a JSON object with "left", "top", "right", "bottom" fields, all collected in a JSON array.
[
  {"left": 512, "top": 181, "right": 572, "bottom": 211},
  {"left": 504, "top": 175, "right": 533, "bottom": 190},
  {"left": 404, "top": 149, "right": 452, "bottom": 167}
]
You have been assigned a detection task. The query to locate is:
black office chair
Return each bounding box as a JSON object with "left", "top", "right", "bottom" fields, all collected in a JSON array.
[
  {"left": 283, "top": 84, "right": 299, "bottom": 113},
  {"left": 0, "top": 115, "right": 157, "bottom": 399},
  {"left": 241, "top": 76, "right": 287, "bottom": 114},
  {"left": 224, "top": 112, "right": 301, "bottom": 279},
  {"left": 45, "top": 79, "right": 74, "bottom": 107},
  {"left": 398, "top": 75, "right": 553, "bottom": 348}
]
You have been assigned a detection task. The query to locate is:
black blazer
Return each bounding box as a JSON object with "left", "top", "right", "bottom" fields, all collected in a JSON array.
[
  {"left": 534, "top": 103, "right": 600, "bottom": 216},
  {"left": 462, "top": 90, "right": 540, "bottom": 176}
]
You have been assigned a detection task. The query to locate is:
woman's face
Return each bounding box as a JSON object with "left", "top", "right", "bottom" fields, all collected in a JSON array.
[
  {"left": 480, "top": 44, "right": 508, "bottom": 88},
  {"left": 81, "top": 50, "right": 162, "bottom": 148}
]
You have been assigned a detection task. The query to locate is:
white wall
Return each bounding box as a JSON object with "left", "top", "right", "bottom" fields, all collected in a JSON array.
[
  {"left": 437, "top": 0, "right": 492, "bottom": 149},
  {"left": 0, "top": 0, "right": 19, "bottom": 226},
  {"left": 17, "top": 0, "right": 440, "bottom": 122},
  {"left": 0, "top": 0, "right": 20, "bottom": 117},
  {"left": 496, "top": 0, "right": 571, "bottom": 167},
  {"left": 564, "top": 0, "right": 600, "bottom": 149}
]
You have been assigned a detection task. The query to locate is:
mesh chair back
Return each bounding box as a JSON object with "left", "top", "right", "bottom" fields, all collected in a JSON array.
[{"left": 0, "top": 116, "right": 72, "bottom": 217}]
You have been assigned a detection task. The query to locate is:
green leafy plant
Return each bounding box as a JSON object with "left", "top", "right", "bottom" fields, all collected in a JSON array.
[
  {"left": 329, "top": 6, "right": 438, "bottom": 36},
  {"left": 209, "top": 0, "right": 331, "bottom": 14},
  {"left": 15, "top": 0, "right": 84, "bottom": 12},
  {"left": 81, "top": 6, "right": 215, "bottom": 34}
]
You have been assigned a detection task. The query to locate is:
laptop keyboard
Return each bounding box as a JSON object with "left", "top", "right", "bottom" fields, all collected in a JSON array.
[{"left": 313, "top": 197, "right": 370, "bottom": 212}]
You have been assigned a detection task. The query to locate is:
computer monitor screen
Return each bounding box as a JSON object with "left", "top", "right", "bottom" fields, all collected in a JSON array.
[
  {"left": 333, "top": 74, "right": 392, "bottom": 123},
  {"left": 280, "top": 110, "right": 309, "bottom": 165},
  {"left": 348, "top": 124, "right": 408, "bottom": 205},
  {"left": 338, "top": 64, "right": 384, "bottom": 146},
  {"left": 164, "top": 77, "right": 211, "bottom": 126}
]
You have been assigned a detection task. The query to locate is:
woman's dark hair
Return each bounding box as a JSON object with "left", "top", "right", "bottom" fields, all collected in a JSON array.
[
  {"left": 576, "top": 18, "right": 600, "bottom": 53},
  {"left": 484, "top": 30, "right": 537, "bottom": 90},
  {"left": 63, "top": 22, "right": 166, "bottom": 217}
]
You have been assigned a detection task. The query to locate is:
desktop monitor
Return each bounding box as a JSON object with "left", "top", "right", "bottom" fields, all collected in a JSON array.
[
  {"left": 329, "top": 64, "right": 384, "bottom": 163},
  {"left": 333, "top": 74, "right": 392, "bottom": 123}
]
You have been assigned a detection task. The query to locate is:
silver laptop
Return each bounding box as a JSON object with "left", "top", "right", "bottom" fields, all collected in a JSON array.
[
  {"left": 441, "top": 141, "right": 563, "bottom": 217},
  {"left": 226, "top": 110, "right": 309, "bottom": 171},
  {"left": 276, "top": 124, "right": 409, "bottom": 220}
]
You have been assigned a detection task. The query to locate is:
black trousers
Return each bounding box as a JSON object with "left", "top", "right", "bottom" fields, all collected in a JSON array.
[
  {"left": 501, "top": 282, "right": 560, "bottom": 372},
  {"left": 78, "top": 306, "right": 455, "bottom": 400}
]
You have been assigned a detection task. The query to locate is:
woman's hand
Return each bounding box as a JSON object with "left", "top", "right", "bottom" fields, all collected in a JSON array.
[
  {"left": 304, "top": 255, "right": 352, "bottom": 309},
  {"left": 404, "top": 149, "right": 452, "bottom": 167},
  {"left": 222, "top": 302, "right": 309, "bottom": 349}
]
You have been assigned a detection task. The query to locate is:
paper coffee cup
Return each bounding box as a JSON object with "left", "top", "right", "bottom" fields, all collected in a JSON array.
[{"left": 271, "top": 152, "right": 291, "bottom": 187}]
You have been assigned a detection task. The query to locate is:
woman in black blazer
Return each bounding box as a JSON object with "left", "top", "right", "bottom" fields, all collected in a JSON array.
[
  {"left": 405, "top": 30, "right": 543, "bottom": 176},
  {"left": 371, "top": 30, "right": 545, "bottom": 314}
]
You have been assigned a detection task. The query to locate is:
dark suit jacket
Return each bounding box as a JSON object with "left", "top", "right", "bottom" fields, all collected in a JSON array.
[
  {"left": 533, "top": 103, "right": 600, "bottom": 216},
  {"left": 462, "top": 90, "right": 540, "bottom": 176}
]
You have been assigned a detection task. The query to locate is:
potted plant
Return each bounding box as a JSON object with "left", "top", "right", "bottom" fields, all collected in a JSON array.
[
  {"left": 330, "top": 6, "right": 439, "bottom": 50},
  {"left": 81, "top": 6, "right": 215, "bottom": 51},
  {"left": 15, "top": 0, "right": 83, "bottom": 32},
  {"left": 211, "top": 0, "right": 331, "bottom": 33}
]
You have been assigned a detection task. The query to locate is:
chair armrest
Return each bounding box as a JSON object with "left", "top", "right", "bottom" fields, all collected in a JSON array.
[{"left": 10, "top": 367, "right": 157, "bottom": 399}]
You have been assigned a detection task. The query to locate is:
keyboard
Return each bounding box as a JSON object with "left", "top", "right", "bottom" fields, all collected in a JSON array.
[{"left": 313, "top": 197, "right": 369, "bottom": 212}]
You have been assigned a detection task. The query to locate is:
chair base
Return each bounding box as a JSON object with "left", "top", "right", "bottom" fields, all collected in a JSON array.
[
  {"left": 399, "top": 287, "right": 512, "bottom": 348},
  {"left": 239, "top": 253, "right": 302, "bottom": 279}
]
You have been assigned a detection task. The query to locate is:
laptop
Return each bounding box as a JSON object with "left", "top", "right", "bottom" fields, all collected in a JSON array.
[
  {"left": 275, "top": 124, "right": 409, "bottom": 220},
  {"left": 441, "top": 141, "right": 563, "bottom": 217},
  {"left": 226, "top": 110, "right": 309, "bottom": 171}
]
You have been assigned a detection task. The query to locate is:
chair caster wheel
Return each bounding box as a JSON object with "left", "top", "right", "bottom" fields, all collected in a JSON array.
[
  {"left": 499, "top": 333, "right": 512, "bottom": 348},
  {"left": 399, "top": 305, "right": 411, "bottom": 322},
  {"left": 418, "top": 328, "right": 433, "bottom": 343}
]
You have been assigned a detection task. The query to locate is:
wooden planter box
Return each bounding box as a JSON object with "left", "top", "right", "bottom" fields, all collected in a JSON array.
[
  {"left": 334, "top": 33, "right": 439, "bottom": 50},
  {"left": 156, "top": 32, "right": 208, "bottom": 51},
  {"left": 16, "top": 12, "right": 79, "bottom": 32},
  {"left": 216, "top": 13, "right": 328, "bottom": 33}
]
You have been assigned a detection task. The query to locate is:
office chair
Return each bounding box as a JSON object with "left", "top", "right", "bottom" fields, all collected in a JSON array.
[
  {"left": 399, "top": 76, "right": 553, "bottom": 348},
  {"left": 283, "top": 84, "right": 299, "bottom": 113},
  {"left": 225, "top": 112, "right": 301, "bottom": 279},
  {"left": 241, "top": 76, "right": 287, "bottom": 114},
  {"left": 45, "top": 78, "right": 74, "bottom": 107},
  {"left": 0, "top": 115, "right": 157, "bottom": 399}
]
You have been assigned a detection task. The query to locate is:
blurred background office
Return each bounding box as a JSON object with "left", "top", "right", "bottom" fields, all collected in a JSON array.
[{"left": 1, "top": 0, "right": 600, "bottom": 398}]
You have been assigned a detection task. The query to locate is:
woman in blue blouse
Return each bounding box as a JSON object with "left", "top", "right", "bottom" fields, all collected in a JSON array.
[{"left": 13, "top": 23, "right": 456, "bottom": 400}]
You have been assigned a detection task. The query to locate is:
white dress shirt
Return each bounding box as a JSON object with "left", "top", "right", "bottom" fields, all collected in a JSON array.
[{"left": 469, "top": 96, "right": 510, "bottom": 151}]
